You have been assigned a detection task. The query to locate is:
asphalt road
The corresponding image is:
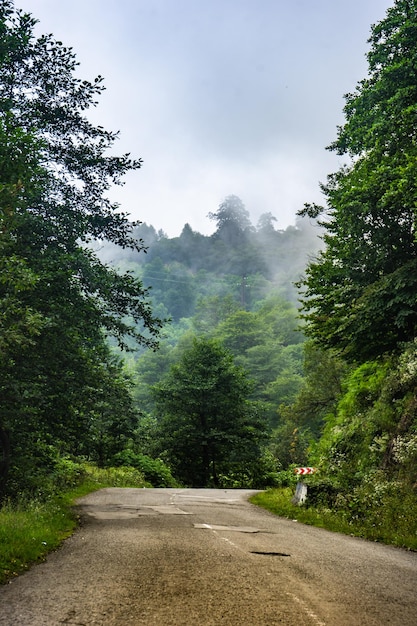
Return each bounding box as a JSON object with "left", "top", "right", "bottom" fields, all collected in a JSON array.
[{"left": 1, "top": 488, "right": 416, "bottom": 625}]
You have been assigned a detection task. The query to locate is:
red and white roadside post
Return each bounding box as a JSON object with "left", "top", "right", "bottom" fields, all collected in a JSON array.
[
  {"left": 292, "top": 467, "right": 318, "bottom": 505},
  {"left": 293, "top": 467, "right": 318, "bottom": 476}
]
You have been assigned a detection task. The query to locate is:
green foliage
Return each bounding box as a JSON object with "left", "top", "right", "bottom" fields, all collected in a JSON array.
[
  {"left": 141, "top": 258, "right": 196, "bottom": 322},
  {"left": 324, "top": 471, "right": 417, "bottom": 540},
  {"left": 192, "top": 294, "right": 240, "bottom": 334},
  {"left": 0, "top": 3, "right": 324, "bottom": 503},
  {"left": 4, "top": 445, "right": 150, "bottom": 501},
  {"left": 79, "top": 464, "right": 147, "bottom": 489},
  {"left": 112, "top": 450, "right": 178, "bottom": 487},
  {"left": 0, "top": 2, "right": 162, "bottom": 498},
  {"left": 2, "top": 342, "right": 141, "bottom": 498},
  {"left": 284, "top": 343, "right": 348, "bottom": 436},
  {"left": 128, "top": 201, "right": 322, "bottom": 310},
  {"left": 310, "top": 360, "right": 394, "bottom": 483},
  {"left": 0, "top": 2, "right": 161, "bottom": 347},
  {"left": 152, "top": 338, "right": 268, "bottom": 487},
  {"left": 133, "top": 340, "right": 181, "bottom": 414},
  {"left": 81, "top": 355, "right": 140, "bottom": 466},
  {"left": 0, "top": 498, "right": 78, "bottom": 584},
  {"left": 269, "top": 3, "right": 417, "bottom": 548},
  {"left": 269, "top": 422, "right": 311, "bottom": 469},
  {"left": 216, "top": 450, "right": 282, "bottom": 489},
  {"left": 299, "top": 0, "right": 417, "bottom": 361},
  {"left": 251, "top": 483, "right": 417, "bottom": 549},
  {"left": 215, "top": 309, "right": 265, "bottom": 353},
  {"left": 292, "top": 342, "right": 417, "bottom": 548},
  {"left": 133, "top": 294, "right": 305, "bottom": 435},
  {"left": 211, "top": 295, "right": 305, "bottom": 426},
  {"left": 250, "top": 488, "right": 353, "bottom": 534}
]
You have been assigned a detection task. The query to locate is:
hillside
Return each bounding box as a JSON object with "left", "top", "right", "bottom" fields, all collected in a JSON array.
[
  {"left": 95, "top": 197, "right": 325, "bottom": 487},
  {"left": 100, "top": 196, "right": 323, "bottom": 319}
]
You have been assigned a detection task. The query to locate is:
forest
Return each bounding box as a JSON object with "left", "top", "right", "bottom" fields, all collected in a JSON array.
[
  {"left": 1, "top": 0, "right": 417, "bottom": 548},
  {"left": 98, "top": 202, "right": 323, "bottom": 487}
]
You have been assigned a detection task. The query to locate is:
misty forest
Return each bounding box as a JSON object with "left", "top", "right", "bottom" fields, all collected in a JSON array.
[{"left": 1, "top": 0, "right": 417, "bottom": 550}]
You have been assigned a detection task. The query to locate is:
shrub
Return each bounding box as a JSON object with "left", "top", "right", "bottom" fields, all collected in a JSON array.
[
  {"left": 112, "top": 450, "right": 178, "bottom": 487},
  {"left": 81, "top": 463, "right": 146, "bottom": 488}
]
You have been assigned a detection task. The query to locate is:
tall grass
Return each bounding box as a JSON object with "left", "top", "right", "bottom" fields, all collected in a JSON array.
[
  {"left": 250, "top": 485, "right": 417, "bottom": 551},
  {"left": 0, "top": 498, "right": 77, "bottom": 583}
]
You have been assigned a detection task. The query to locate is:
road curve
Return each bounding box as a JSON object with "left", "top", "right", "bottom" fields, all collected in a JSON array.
[{"left": 0, "top": 488, "right": 416, "bottom": 625}]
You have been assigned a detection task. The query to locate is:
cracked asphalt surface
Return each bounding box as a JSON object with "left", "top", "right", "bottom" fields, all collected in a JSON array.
[{"left": 1, "top": 488, "right": 416, "bottom": 625}]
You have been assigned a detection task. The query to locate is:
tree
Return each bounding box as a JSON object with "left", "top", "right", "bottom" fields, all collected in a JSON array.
[
  {"left": 192, "top": 294, "right": 240, "bottom": 334},
  {"left": 0, "top": 119, "right": 46, "bottom": 348},
  {"left": 299, "top": 0, "right": 417, "bottom": 361},
  {"left": 256, "top": 212, "right": 278, "bottom": 233},
  {"left": 214, "top": 309, "right": 266, "bottom": 354},
  {"left": 0, "top": 1, "right": 161, "bottom": 348},
  {"left": 152, "top": 338, "right": 267, "bottom": 486},
  {"left": 208, "top": 195, "right": 253, "bottom": 245},
  {"left": 83, "top": 354, "right": 139, "bottom": 467},
  {"left": 0, "top": 120, "right": 47, "bottom": 487},
  {"left": 268, "top": 341, "right": 348, "bottom": 469},
  {"left": 213, "top": 296, "right": 304, "bottom": 426},
  {"left": 0, "top": 2, "right": 161, "bottom": 496},
  {"left": 141, "top": 258, "right": 196, "bottom": 321},
  {"left": 289, "top": 342, "right": 347, "bottom": 436}
]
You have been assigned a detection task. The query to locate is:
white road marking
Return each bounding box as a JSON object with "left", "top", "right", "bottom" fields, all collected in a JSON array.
[
  {"left": 220, "top": 536, "right": 239, "bottom": 549},
  {"left": 150, "top": 506, "right": 191, "bottom": 515},
  {"left": 175, "top": 495, "right": 240, "bottom": 503},
  {"left": 193, "top": 524, "right": 246, "bottom": 552},
  {"left": 194, "top": 524, "right": 262, "bottom": 533},
  {"left": 286, "top": 592, "right": 326, "bottom": 626}
]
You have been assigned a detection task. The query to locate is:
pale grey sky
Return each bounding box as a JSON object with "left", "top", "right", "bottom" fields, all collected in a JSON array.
[{"left": 19, "top": 0, "right": 393, "bottom": 236}]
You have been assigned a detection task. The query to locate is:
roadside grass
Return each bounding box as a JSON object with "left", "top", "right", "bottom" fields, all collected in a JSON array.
[
  {"left": 0, "top": 464, "right": 147, "bottom": 584},
  {"left": 250, "top": 487, "right": 417, "bottom": 551},
  {"left": 0, "top": 497, "right": 78, "bottom": 584}
]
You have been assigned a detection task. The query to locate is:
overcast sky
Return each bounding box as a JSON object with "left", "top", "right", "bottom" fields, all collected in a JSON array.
[{"left": 19, "top": 0, "right": 393, "bottom": 236}]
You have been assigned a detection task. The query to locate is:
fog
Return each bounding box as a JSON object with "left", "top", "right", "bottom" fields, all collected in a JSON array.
[{"left": 18, "top": 0, "right": 393, "bottom": 236}]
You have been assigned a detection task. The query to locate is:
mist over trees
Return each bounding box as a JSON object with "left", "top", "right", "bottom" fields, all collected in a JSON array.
[
  {"left": 103, "top": 194, "right": 323, "bottom": 322},
  {"left": 108, "top": 198, "right": 322, "bottom": 486}
]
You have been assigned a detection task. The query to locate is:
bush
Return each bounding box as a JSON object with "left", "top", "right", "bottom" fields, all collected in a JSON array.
[
  {"left": 251, "top": 479, "right": 417, "bottom": 550},
  {"left": 331, "top": 472, "right": 417, "bottom": 546},
  {"left": 305, "top": 478, "right": 341, "bottom": 508},
  {"left": 112, "top": 450, "right": 179, "bottom": 487},
  {"left": 81, "top": 463, "right": 146, "bottom": 488},
  {"left": 215, "top": 452, "right": 284, "bottom": 489},
  {"left": 52, "top": 457, "right": 86, "bottom": 490},
  {"left": 3, "top": 448, "right": 89, "bottom": 502}
]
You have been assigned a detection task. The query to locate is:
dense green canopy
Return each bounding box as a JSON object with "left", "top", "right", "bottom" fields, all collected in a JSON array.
[
  {"left": 299, "top": 0, "right": 417, "bottom": 361},
  {"left": 0, "top": 1, "right": 161, "bottom": 496},
  {"left": 152, "top": 338, "right": 267, "bottom": 487}
]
